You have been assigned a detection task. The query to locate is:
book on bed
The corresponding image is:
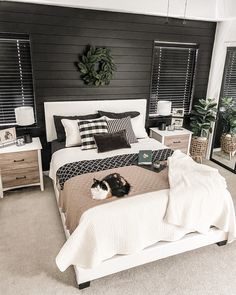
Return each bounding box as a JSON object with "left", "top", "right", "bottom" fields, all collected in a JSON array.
[{"left": 138, "top": 150, "right": 152, "bottom": 165}]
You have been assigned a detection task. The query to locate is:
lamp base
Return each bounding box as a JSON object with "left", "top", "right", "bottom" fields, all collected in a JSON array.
[{"left": 24, "top": 134, "right": 32, "bottom": 144}]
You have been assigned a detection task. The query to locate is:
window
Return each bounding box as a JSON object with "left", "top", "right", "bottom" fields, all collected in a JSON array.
[
  {"left": 0, "top": 33, "right": 35, "bottom": 126},
  {"left": 149, "top": 41, "right": 198, "bottom": 116},
  {"left": 221, "top": 47, "right": 236, "bottom": 100}
]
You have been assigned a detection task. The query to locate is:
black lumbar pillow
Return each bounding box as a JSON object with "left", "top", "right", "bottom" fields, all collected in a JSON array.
[
  {"left": 93, "top": 129, "right": 131, "bottom": 153},
  {"left": 98, "top": 110, "right": 140, "bottom": 119}
]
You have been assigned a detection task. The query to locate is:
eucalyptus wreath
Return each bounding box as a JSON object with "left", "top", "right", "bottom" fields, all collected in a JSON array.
[{"left": 77, "top": 46, "right": 116, "bottom": 86}]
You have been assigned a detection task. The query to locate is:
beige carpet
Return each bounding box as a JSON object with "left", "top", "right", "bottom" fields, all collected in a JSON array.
[{"left": 1, "top": 161, "right": 236, "bottom": 295}]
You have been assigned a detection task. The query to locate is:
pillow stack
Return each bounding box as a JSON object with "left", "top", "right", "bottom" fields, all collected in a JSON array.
[{"left": 54, "top": 109, "right": 148, "bottom": 152}]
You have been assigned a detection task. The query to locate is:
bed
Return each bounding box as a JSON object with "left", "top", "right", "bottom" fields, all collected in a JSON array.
[{"left": 45, "top": 99, "right": 236, "bottom": 289}]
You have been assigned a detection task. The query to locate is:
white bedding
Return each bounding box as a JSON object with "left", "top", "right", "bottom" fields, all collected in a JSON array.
[{"left": 50, "top": 141, "right": 236, "bottom": 271}]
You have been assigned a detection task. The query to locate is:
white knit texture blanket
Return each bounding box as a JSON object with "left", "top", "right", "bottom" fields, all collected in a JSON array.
[{"left": 165, "top": 150, "right": 236, "bottom": 242}]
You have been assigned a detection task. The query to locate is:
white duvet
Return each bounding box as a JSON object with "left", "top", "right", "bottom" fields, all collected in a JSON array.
[{"left": 50, "top": 140, "right": 236, "bottom": 271}]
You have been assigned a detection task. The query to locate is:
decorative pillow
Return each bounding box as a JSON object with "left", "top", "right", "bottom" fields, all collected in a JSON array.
[
  {"left": 131, "top": 114, "right": 148, "bottom": 139},
  {"left": 78, "top": 118, "right": 108, "bottom": 150},
  {"left": 98, "top": 110, "right": 140, "bottom": 119},
  {"left": 107, "top": 116, "right": 138, "bottom": 144},
  {"left": 94, "top": 130, "right": 131, "bottom": 153},
  {"left": 61, "top": 119, "right": 80, "bottom": 147},
  {"left": 54, "top": 113, "right": 100, "bottom": 142}
]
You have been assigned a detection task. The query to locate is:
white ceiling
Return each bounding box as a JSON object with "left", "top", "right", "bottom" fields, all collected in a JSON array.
[{"left": 5, "top": 0, "right": 236, "bottom": 21}]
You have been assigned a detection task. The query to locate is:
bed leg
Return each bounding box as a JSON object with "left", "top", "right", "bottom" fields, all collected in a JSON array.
[
  {"left": 216, "top": 240, "right": 227, "bottom": 246},
  {"left": 78, "top": 281, "right": 90, "bottom": 289}
]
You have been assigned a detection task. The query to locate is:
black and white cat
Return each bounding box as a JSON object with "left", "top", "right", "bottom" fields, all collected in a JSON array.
[{"left": 91, "top": 173, "right": 131, "bottom": 200}]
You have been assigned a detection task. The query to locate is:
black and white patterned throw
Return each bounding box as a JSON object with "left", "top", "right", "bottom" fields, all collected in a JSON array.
[{"left": 57, "top": 148, "right": 173, "bottom": 190}]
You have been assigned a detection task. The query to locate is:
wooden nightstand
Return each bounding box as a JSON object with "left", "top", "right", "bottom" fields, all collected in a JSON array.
[
  {"left": 150, "top": 128, "right": 192, "bottom": 154},
  {"left": 0, "top": 137, "right": 44, "bottom": 198}
]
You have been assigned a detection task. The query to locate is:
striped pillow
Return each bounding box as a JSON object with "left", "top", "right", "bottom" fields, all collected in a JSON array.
[
  {"left": 78, "top": 118, "right": 108, "bottom": 150},
  {"left": 107, "top": 116, "right": 138, "bottom": 144}
]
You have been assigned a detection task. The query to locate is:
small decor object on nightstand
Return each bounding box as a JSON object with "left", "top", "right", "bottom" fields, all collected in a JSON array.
[
  {"left": 172, "top": 108, "right": 184, "bottom": 117},
  {"left": 171, "top": 117, "right": 184, "bottom": 128},
  {"left": 16, "top": 136, "right": 25, "bottom": 147},
  {"left": 138, "top": 150, "right": 152, "bottom": 165},
  {"left": 0, "top": 127, "right": 16, "bottom": 147},
  {"left": 15, "top": 106, "right": 35, "bottom": 143}
]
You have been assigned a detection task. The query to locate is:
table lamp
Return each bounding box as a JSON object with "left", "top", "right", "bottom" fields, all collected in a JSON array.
[
  {"left": 157, "top": 101, "right": 172, "bottom": 116},
  {"left": 15, "top": 106, "right": 35, "bottom": 143}
]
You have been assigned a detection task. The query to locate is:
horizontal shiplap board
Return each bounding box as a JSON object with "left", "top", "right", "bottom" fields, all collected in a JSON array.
[
  {"left": 34, "top": 70, "right": 151, "bottom": 80},
  {"left": 32, "top": 53, "right": 152, "bottom": 64},
  {"left": 32, "top": 62, "right": 152, "bottom": 72},
  {"left": 35, "top": 86, "right": 150, "bottom": 96},
  {"left": 36, "top": 79, "right": 150, "bottom": 88}
]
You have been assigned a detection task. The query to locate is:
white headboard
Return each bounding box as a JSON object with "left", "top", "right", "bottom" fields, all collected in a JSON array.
[{"left": 44, "top": 99, "right": 147, "bottom": 142}]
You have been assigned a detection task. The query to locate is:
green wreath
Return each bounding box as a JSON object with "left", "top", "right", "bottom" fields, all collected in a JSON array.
[{"left": 78, "top": 46, "right": 116, "bottom": 86}]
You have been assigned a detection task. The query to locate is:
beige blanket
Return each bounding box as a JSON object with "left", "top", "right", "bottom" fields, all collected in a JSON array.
[{"left": 59, "top": 165, "right": 169, "bottom": 233}]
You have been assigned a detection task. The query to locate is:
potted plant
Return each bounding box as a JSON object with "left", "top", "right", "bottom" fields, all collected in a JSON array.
[
  {"left": 219, "top": 97, "right": 236, "bottom": 134},
  {"left": 219, "top": 97, "right": 236, "bottom": 159},
  {"left": 190, "top": 98, "right": 217, "bottom": 162}
]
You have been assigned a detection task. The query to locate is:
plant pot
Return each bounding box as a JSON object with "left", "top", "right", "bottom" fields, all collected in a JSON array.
[
  {"left": 190, "top": 136, "right": 208, "bottom": 163},
  {"left": 220, "top": 133, "right": 236, "bottom": 160}
]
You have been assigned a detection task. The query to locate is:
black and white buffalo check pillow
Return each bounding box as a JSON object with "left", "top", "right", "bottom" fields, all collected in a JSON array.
[
  {"left": 107, "top": 116, "right": 138, "bottom": 144},
  {"left": 78, "top": 118, "right": 108, "bottom": 150}
]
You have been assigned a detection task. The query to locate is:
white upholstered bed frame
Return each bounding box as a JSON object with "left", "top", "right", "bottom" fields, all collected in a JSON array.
[{"left": 44, "top": 99, "right": 227, "bottom": 289}]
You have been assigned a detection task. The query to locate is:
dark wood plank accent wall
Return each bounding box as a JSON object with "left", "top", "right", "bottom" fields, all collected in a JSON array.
[{"left": 0, "top": 1, "right": 216, "bottom": 169}]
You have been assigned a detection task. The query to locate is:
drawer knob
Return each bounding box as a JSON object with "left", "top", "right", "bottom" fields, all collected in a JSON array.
[
  {"left": 173, "top": 141, "right": 181, "bottom": 144},
  {"left": 16, "top": 176, "right": 26, "bottom": 180},
  {"left": 14, "top": 159, "right": 25, "bottom": 162}
]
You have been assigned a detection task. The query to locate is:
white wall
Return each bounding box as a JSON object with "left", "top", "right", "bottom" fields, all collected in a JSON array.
[
  {"left": 206, "top": 18, "right": 236, "bottom": 157},
  {"left": 7, "top": 0, "right": 218, "bottom": 21},
  {"left": 216, "top": 0, "right": 236, "bottom": 20}
]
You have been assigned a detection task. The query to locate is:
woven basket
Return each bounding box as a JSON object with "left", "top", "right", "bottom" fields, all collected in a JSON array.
[
  {"left": 190, "top": 137, "right": 208, "bottom": 162},
  {"left": 221, "top": 134, "right": 236, "bottom": 154}
]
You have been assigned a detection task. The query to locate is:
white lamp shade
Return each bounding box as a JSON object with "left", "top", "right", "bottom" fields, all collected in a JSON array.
[
  {"left": 15, "top": 106, "right": 35, "bottom": 126},
  {"left": 157, "top": 101, "right": 172, "bottom": 116}
]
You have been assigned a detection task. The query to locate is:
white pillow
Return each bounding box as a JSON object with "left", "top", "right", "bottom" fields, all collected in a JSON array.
[
  {"left": 62, "top": 116, "right": 106, "bottom": 147},
  {"left": 131, "top": 114, "right": 148, "bottom": 139},
  {"left": 61, "top": 118, "right": 81, "bottom": 147}
]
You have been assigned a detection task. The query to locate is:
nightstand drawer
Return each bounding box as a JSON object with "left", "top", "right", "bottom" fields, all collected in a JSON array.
[
  {"left": 0, "top": 150, "right": 38, "bottom": 171},
  {"left": 164, "top": 134, "right": 189, "bottom": 152},
  {"left": 1, "top": 167, "right": 40, "bottom": 188}
]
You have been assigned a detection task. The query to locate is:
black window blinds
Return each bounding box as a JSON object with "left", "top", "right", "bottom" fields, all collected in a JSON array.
[
  {"left": 222, "top": 47, "right": 236, "bottom": 100},
  {"left": 0, "top": 34, "right": 35, "bottom": 126},
  {"left": 149, "top": 42, "right": 198, "bottom": 116}
]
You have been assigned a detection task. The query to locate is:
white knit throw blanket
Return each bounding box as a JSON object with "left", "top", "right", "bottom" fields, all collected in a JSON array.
[{"left": 165, "top": 150, "right": 236, "bottom": 242}]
